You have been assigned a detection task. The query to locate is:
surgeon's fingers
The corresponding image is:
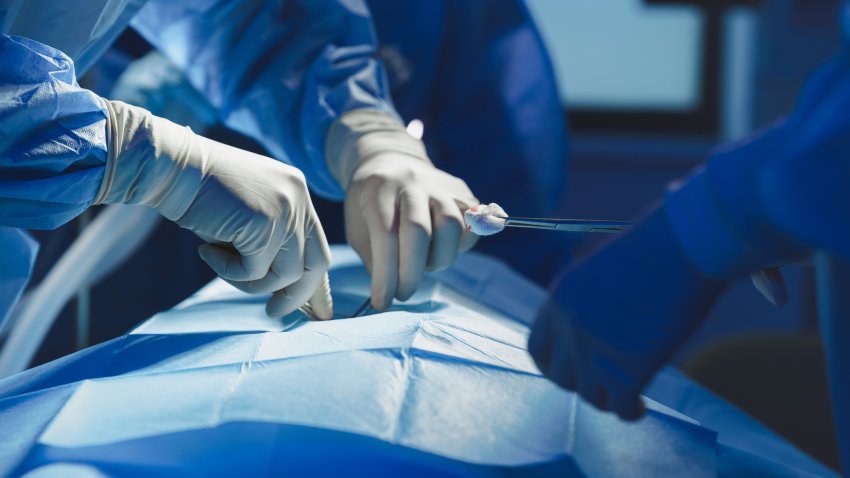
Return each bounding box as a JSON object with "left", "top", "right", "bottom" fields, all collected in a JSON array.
[
  {"left": 223, "top": 237, "right": 307, "bottom": 295},
  {"left": 607, "top": 389, "right": 646, "bottom": 421},
  {"left": 553, "top": 313, "right": 587, "bottom": 396},
  {"left": 307, "top": 272, "right": 334, "bottom": 320},
  {"left": 426, "top": 197, "right": 464, "bottom": 271},
  {"left": 459, "top": 225, "right": 480, "bottom": 253},
  {"left": 265, "top": 239, "right": 329, "bottom": 318},
  {"left": 198, "top": 242, "right": 275, "bottom": 282},
  {"left": 751, "top": 267, "right": 788, "bottom": 306},
  {"left": 547, "top": 333, "right": 579, "bottom": 393},
  {"left": 576, "top": 376, "right": 610, "bottom": 413},
  {"left": 363, "top": 184, "right": 400, "bottom": 310},
  {"left": 447, "top": 176, "right": 479, "bottom": 212},
  {"left": 345, "top": 191, "right": 373, "bottom": 275},
  {"left": 450, "top": 182, "right": 480, "bottom": 254},
  {"left": 304, "top": 223, "right": 333, "bottom": 320},
  {"left": 454, "top": 202, "right": 480, "bottom": 254},
  {"left": 396, "top": 188, "right": 431, "bottom": 301}
]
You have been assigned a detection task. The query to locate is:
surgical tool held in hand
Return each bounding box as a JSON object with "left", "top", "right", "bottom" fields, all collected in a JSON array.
[{"left": 501, "top": 217, "right": 632, "bottom": 234}]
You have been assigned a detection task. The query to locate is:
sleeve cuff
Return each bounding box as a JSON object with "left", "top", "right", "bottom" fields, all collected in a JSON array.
[{"left": 664, "top": 155, "right": 805, "bottom": 279}]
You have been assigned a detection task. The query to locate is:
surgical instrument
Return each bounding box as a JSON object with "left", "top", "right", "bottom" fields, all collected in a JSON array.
[
  {"left": 502, "top": 217, "right": 632, "bottom": 234},
  {"left": 350, "top": 297, "right": 373, "bottom": 318}
]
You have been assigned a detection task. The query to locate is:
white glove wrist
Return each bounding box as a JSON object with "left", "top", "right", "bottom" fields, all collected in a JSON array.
[
  {"left": 95, "top": 99, "right": 202, "bottom": 221},
  {"left": 325, "top": 108, "right": 430, "bottom": 190}
]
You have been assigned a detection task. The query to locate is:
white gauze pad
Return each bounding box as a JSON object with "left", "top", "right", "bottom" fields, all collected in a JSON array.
[{"left": 464, "top": 203, "right": 507, "bottom": 236}]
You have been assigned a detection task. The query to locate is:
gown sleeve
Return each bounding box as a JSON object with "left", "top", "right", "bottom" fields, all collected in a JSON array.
[
  {"left": 0, "top": 35, "right": 108, "bottom": 230},
  {"left": 665, "top": 53, "right": 850, "bottom": 278},
  {"left": 130, "top": 0, "right": 396, "bottom": 200}
]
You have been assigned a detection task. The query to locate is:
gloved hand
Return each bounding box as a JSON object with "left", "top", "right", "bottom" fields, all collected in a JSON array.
[
  {"left": 528, "top": 204, "right": 726, "bottom": 420},
  {"left": 326, "top": 109, "right": 479, "bottom": 309},
  {"left": 95, "top": 100, "right": 333, "bottom": 319},
  {"left": 751, "top": 267, "right": 788, "bottom": 306},
  {"left": 530, "top": 52, "right": 850, "bottom": 421}
]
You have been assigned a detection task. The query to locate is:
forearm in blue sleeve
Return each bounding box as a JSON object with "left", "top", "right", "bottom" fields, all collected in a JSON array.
[
  {"left": 131, "top": 0, "right": 397, "bottom": 200},
  {"left": 665, "top": 53, "right": 850, "bottom": 278},
  {"left": 0, "top": 35, "right": 108, "bottom": 229}
]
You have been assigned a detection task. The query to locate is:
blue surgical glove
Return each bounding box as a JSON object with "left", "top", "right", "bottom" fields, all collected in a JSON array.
[{"left": 528, "top": 204, "right": 726, "bottom": 420}]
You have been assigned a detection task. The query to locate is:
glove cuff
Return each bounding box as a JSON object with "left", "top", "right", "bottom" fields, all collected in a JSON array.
[
  {"left": 324, "top": 108, "right": 429, "bottom": 190},
  {"left": 96, "top": 100, "right": 203, "bottom": 221},
  {"left": 94, "top": 99, "right": 129, "bottom": 206}
]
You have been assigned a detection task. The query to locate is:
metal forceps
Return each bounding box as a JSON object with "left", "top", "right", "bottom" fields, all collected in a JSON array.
[
  {"left": 347, "top": 217, "right": 631, "bottom": 318},
  {"left": 502, "top": 217, "right": 632, "bottom": 234},
  {"left": 350, "top": 297, "right": 373, "bottom": 318}
]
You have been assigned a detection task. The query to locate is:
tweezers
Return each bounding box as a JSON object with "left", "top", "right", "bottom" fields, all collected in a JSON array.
[
  {"left": 502, "top": 217, "right": 631, "bottom": 234},
  {"left": 346, "top": 218, "right": 628, "bottom": 319},
  {"left": 350, "top": 297, "right": 373, "bottom": 318},
  {"left": 297, "top": 304, "right": 318, "bottom": 321}
]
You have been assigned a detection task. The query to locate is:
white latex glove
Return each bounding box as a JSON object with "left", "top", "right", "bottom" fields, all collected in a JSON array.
[
  {"left": 95, "top": 100, "right": 333, "bottom": 319},
  {"left": 326, "top": 109, "right": 479, "bottom": 309}
]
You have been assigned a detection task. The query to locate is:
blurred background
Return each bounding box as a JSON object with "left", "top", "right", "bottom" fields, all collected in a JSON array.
[{"left": 17, "top": 0, "right": 843, "bottom": 470}]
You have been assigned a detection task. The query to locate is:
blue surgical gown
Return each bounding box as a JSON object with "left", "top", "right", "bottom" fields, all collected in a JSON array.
[
  {"left": 0, "top": 36, "right": 108, "bottom": 230},
  {"left": 129, "top": 0, "right": 395, "bottom": 200},
  {"left": 0, "top": 35, "right": 103, "bottom": 328},
  {"left": 665, "top": 51, "right": 850, "bottom": 277},
  {"left": 658, "top": 47, "right": 850, "bottom": 473}
]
